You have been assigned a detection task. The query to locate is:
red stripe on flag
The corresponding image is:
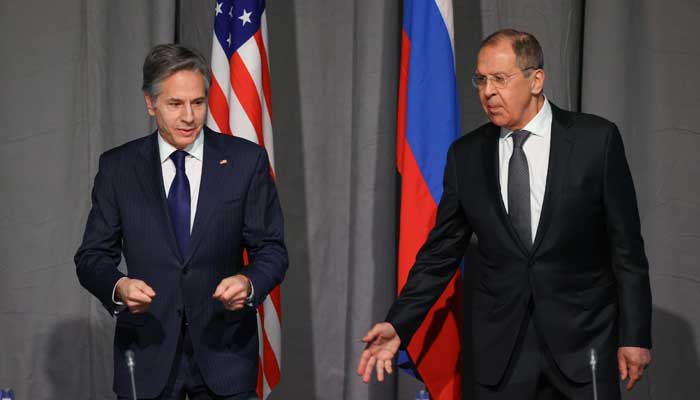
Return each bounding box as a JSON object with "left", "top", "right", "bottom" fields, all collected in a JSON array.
[
  {"left": 209, "top": 75, "right": 232, "bottom": 135},
  {"left": 268, "top": 285, "right": 282, "bottom": 318},
  {"left": 398, "top": 143, "right": 463, "bottom": 399},
  {"left": 410, "top": 276, "right": 462, "bottom": 399},
  {"left": 229, "top": 52, "right": 265, "bottom": 147},
  {"left": 257, "top": 304, "right": 282, "bottom": 388},
  {"left": 396, "top": 30, "right": 411, "bottom": 176},
  {"left": 397, "top": 144, "right": 437, "bottom": 288},
  {"left": 256, "top": 356, "right": 264, "bottom": 397},
  {"left": 254, "top": 31, "right": 273, "bottom": 121}
]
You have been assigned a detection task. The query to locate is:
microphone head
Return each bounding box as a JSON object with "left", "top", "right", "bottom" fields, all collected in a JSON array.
[{"left": 125, "top": 350, "right": 135, "bottom": 368}]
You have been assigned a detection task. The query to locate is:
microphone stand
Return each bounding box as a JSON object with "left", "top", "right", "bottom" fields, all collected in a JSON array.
[
  {"left": 125, "top": 350, "right": 137, "bottom": 400},
  {"left": 590, "top": 349, "right": 598, "bottom": 400}
]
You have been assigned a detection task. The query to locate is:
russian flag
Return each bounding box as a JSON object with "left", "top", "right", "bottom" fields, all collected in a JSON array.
[{"left": 396, "top": 0, "right": 462, "bottom": 399}]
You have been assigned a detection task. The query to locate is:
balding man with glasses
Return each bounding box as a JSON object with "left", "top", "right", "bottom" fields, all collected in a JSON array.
[{"left": 358, "top": 29, "right": 651, "bottom": 400}]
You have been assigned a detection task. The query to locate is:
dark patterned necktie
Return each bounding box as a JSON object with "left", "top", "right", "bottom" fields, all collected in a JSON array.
[
  {"left": 508, "top": 130, "right": 532, "bottom": 249},
  {"left": 168, "top": 150, "right": 191, "bottom": 258}
]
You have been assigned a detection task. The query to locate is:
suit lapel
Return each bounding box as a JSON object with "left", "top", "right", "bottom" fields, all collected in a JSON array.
[
  {"left": 185, "top": 130, "right": 229, "bottom": 265},
  {"left": 135, "top": 133, "right": 182, "bottom": 260},
  {"left": 483, "top": 125, "right": 531, "bottom": 255},
  {"left": 531, "top": 104, "right": 574, "bottom": 255}
]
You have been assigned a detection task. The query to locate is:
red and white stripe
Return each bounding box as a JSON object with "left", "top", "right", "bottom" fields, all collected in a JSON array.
[{"left": 207, "top": 9, "right": 281, "bottom": 399}]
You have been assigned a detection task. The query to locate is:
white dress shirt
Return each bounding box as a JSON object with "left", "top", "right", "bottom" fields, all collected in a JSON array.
[
  {"left": 157, "top": 131, "right": 204, "bottom": 231},
  {"left": 498, "top": 98, "right": 552, "bottom": 240}
]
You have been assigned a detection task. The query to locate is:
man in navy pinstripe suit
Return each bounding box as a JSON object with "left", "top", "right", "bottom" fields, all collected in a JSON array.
[{"left": 75, "top": 44, "right": 288, "bottom": 400}]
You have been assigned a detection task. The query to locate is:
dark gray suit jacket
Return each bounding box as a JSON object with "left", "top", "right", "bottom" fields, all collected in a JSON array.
[{"left": 387, "top": 104, "right": 652, "bottom": 385}]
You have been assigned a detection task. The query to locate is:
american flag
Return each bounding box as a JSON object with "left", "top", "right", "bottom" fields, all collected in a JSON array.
[{"left": 207, "top": 1, "right": 281, "bottom": 398}]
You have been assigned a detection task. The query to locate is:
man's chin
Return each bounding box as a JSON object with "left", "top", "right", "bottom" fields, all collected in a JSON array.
[
  {"left": 487, "top": 115, "right": 507, "bottom": 127},
  {"left": 172, "top": 136, "right": 198, "bottom": 150}
]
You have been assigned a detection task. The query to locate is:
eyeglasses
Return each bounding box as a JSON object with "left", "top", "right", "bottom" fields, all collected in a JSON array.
[{"left": 471, "top": 67, "right": 537, "bottom": 90}]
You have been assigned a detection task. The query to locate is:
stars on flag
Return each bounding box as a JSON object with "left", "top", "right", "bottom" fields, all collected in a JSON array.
[
  {"left": 215, "top": 3, "right": 254, "bottom": 27},
  {"left": 238, "top": 9, "right": 253, "bottom": 26}
]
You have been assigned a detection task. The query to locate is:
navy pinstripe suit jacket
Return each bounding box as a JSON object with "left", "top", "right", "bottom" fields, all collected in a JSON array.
[{"left": 76, "top": 128, "right": 288, "bottom": 398}]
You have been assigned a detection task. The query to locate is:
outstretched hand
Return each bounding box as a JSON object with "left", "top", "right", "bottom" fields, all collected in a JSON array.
[
  {"left": 618, "top": 346, "right": 651, "bottom": 391},
  {"left": 357, "top": 322, "right": 401, "bottom": 383}
]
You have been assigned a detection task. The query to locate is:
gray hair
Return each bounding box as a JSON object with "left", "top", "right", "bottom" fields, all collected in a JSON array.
[
  {"left": 480, "top": 29, "right": 544, "bottom": 71},
  {"left": 142, "top": 44, "right": 211, "bottom": 99}
]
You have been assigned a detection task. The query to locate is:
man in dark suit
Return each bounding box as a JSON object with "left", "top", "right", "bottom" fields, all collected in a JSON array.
[
  {"left": 75, "top": 44, "right": 288, "bottom": 400},
  {"left": 358, "top": 29, "right": 651, "bottom": 399}
]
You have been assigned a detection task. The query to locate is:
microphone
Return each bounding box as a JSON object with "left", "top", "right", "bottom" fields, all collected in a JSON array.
[
  {"left": 125, "top": 350, "right": 137, "bottom": 400},
  {"left": 589, "top": 348, "right": 598, "bottom": 400}
]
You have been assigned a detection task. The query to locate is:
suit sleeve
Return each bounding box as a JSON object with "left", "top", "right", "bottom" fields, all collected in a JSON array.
[
  {"left": 75, "top": 153, "right": 126, "bottom": 314},
  {"left": 240, "top": 149, "right": 289, "bottom": 307},
  {"left": 386, "top": 144, "right": 472, "bottom": 347},
  {"left": 602, "top": 124, "right": 652, "bottom": 348}
]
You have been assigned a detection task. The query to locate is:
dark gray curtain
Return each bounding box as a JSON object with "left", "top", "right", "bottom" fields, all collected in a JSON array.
[
  {"left": 581, "top": 1, "right": 700, "bottom": 398},
  {"left": 1, "top": 1, "right": 698, "bottom": 399},
  {"left": 0, "top": 1, "right": 175, "bottom": 399}
]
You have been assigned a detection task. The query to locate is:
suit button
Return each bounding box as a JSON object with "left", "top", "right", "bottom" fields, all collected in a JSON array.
[{"left": 182, "top": 267, "right": 189, "bottom": 275}]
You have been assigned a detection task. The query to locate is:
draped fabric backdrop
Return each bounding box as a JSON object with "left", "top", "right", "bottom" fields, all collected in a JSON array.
[{"left": 1, "top": 1, "right": 698, "bottom": 399}]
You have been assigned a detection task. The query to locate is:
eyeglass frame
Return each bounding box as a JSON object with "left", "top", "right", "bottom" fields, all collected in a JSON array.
[{"left": 471, "top": 66, "right": 539, "bottom": 90}]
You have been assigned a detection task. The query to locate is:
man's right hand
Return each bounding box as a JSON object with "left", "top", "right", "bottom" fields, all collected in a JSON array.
[
  {"left": 357, "top": 322, "right": 401, "bottom": 383},
  {"left": 115, "top": 278, "right": 156, "bottom": 314}
]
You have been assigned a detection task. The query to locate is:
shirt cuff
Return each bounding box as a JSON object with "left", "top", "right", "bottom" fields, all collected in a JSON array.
[
  {"left": 246, "top": 279, "right": 255, "bottom": 307},
  {"left": 112, "top": 277, "right": 128, "bottom": 315}
]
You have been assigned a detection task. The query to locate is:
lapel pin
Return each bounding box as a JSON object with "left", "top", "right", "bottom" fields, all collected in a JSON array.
[{"left": 219, "top": 159, "right": 228, "bottom": 165}]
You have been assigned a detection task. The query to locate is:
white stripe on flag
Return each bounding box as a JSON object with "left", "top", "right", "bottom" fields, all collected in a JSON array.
[
  {"left": 260, "top": 12, "right": 276, "bottom": 170},
  {"left": 229, "top": 86, "right": 259, "bottom": 143},
  {"left": 238, "top": 36, "right": 263, "bottom": 89},
  {"left": 433, "top": 0, "right": 455, "bottom": 54},
  {"left": 263, "top": 296, "right": 282, "bottom": 364},
  {"left": 263, "top": 380, "right": 271, "bottom": 398},
  {"left": 261, "top": 97, "right": 275, "bottom": 169},
  {"left": 231, "top": 38, "right": 262, "bottom": 143},
  {"left": 255, "top": 313, "right": 270, "bottom": 395},
  {"left": 206, "top": 108, "right": 222, "bottom": 132},
  {"left": 261, "top": 10, "right": 270, "bottom": 50},
  {"left": 211, "top": 39, "right": 232, "bottom": 101}
]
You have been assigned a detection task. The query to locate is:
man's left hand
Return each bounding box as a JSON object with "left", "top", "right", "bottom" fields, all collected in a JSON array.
[
  {"left": 618, "top": 346, "right": 651, "bottom": 391},
  {"left": 213, "top": 274, "right": 251, "bottom": 311}
]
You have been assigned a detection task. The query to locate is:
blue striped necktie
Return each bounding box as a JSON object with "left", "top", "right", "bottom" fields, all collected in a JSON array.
[{"left": 168, "top": 150, "right": 191, "bottom": 258}]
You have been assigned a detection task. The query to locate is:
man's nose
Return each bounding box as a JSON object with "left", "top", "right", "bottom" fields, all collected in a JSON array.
[
  {"left": 483, "top": 78, "right": 497, "bottom": 97},
  {"left": 181, "top": 103, "right": 194, "bottom": 122}
]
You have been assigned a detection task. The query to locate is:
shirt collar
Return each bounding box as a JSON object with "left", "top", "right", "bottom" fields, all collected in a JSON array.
[
  {"left": 500, "top": 97, "right": 552, "bottom": 140},
  {"left": 157, "top": 129, "right": 204, "bottom": 164}
]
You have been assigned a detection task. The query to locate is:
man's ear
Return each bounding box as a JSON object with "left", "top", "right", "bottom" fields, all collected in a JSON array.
[
  {"left": 144, "top": 92, "right": 156, "bottom": 117},
  {"left": 530, "top": 69, "right": 545, "bottom": 95}
]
